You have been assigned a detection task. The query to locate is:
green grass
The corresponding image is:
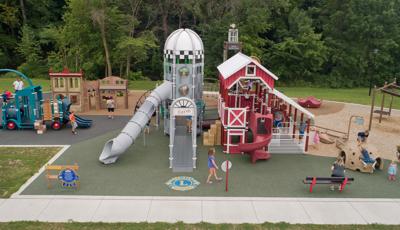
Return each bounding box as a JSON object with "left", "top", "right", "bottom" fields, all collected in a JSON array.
[
  {"left": 0, "top": 222, "right": 398, "bottom": 230},
  {"left": 0, "top": 147, "right": 62, "bottom": 198},
  {"left": 128, "top": 80, "right": 162, "bottom": 90},
  {"left": 0, "top": 77, "right": 51, "bottom": 92},
  {"left": 276, "top": 87, "right": 400, "bottom": 110},
  {"left": 1, "top": 76, "right": 397, "bottom": 110}
]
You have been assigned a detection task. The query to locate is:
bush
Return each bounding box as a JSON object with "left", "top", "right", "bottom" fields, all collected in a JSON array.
[
  {"left": 128, "top": 71, "right": 150, "bottom": 81},
  {"left": 17, "top": 62, "right": 47, "bottom": 78}
]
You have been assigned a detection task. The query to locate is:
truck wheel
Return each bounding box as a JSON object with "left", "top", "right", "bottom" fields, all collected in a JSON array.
[
  {"left": 6, "top": 121, "right": 17, "bottom": 130},
  {"left": 51, "top": 121, "right": 61, "bottom": 130}
]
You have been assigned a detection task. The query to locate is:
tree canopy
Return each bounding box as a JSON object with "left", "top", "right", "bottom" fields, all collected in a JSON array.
[{"left": 1, "top": 0, "right": 399, "bottom": 87}]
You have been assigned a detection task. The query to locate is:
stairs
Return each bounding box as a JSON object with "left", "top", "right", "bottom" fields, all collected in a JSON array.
[{"left": 269, "top": 134, "right": 305, "bottom": 154}]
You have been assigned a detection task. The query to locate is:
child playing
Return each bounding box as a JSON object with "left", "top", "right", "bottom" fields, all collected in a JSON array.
[
  {"left": 313, "top": 129, "right": 320, "bottom": 145},
  {"left": 388, "top": 160, "right": 397, "bottom": 181},
  {"left": 330, "top": 157, "right": 345, "bottom": 191},
  {"left": 206, "top": 148, "right": 222, "bottom": 184},
  {"left": 298, "top": 122, "right": 307, "bottom": 144},
  {"left": 360, "top": 147, "right": 376, "bottom": 169},
  {"left": 69, "top": 111, "right": 78, "bottom": 135},
  {"left": 357, "top": 130, "right": 369, "bottom": 144}
]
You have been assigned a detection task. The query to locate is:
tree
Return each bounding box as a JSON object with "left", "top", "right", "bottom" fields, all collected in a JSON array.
[
  {"left": 16, "top": 25, "right": 46, "bottom": 77},
  {"left": 117, "top": 31, "right": 158, "bottom": 78},
  {"left": 267, "top": 7, "right": 327, "bottom": 85},
  {"left": 90, "top": 1, "right": 112, "bottom": 77}
]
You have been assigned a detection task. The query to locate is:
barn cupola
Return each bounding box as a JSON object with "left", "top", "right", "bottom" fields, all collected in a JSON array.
[{"left": 228, "top": 24, "right": 238, "bottom": 43}]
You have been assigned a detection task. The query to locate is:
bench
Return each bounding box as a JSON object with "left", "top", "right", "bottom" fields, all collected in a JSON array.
[
  {"left": 45, "top": 163, "right": 79, "bottom": 189},
  {"left": 303, "top": 177, "right": 354, "bottom": 193}
]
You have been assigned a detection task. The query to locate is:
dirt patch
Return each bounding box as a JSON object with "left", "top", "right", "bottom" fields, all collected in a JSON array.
[
  {"left": 305, "top": 101, "right": 345, "bottom": 116},
  {"left": 308, "top": 103, "right": 400, "bottom": 160}
]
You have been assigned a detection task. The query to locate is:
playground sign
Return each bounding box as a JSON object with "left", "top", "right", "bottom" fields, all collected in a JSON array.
[
  {"left": 165, "top": 176, "right": 200, "bottom": 191},
  {"left": 221, "top": 160, "right": 232, "bottom": 172},
  {"left": 172, "top": 107, "right": 194, "bottom": 116},
  {"left": 58, "top": 169, "right": 79, "bottom": 188}
]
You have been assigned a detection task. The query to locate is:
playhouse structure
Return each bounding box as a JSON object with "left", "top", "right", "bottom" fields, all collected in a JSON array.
[
  {"left": 49, "top": 68, "right": 87, "bottom": 112},
  {"left": 49, "top": 68, "right": 128, "bottom": 112},
  {"left": 217, "top": 53, "right": 314, "bottom": 158}
]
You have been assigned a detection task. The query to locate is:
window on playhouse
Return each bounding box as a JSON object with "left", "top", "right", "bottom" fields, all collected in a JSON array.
[
  {"left": 246, "top": 65, "right": 256, "bottom": 76},
  {"left": 70, "top": 95, "right": 79, "bottom": 104},
  {"left": 74, "top": 78, "right": 80, "bottom": 88},
  {"left": 54, "top": 78, "right": 64, "bottom": 88},
  {"left": 54, "top": 78, "right": 59, "bottom": 88},
  {"left": 69, "top": 78, "right": 80, "bottom": 89}
]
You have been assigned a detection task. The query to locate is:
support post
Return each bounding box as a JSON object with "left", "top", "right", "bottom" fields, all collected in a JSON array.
[
  {"left": 305, "top": 118, "right": 311, "bottom": 152},
  {"left": 292, "top": 108, "right": 297, "bottom": 138},
  {"left": 379, "top": 90, "right": 386, "bottom": 123},
  {"left": 300, "top": 113, "right": 304, "bottom": 142},
  {"left": 225, "top": 159, "right": 229, "bottom": 192},
  {"left": 389, "top": 95, "right": 394, "bottom": 116},
  {"left": 368, "top": 86, "right": 376, "bottom": 131}
]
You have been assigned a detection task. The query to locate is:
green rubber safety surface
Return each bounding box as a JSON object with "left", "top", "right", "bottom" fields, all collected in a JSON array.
[{"left": 21, "top": 127, "right": 399, "bottom": 198}]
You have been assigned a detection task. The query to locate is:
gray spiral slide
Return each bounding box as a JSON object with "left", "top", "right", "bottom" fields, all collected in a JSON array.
[{"left": 99, "top": 81, "right": 172, "bottom": 164}]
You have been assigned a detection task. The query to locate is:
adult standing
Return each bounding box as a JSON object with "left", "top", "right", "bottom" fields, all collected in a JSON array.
[
  {"left": 13, "top": 77, "right": 24, "bottom": 92},
  {"left": 106, "top": 96, "right": 115, "bottom": 119}
]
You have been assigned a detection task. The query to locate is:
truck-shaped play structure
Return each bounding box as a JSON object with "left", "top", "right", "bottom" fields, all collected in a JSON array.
[{"left": 0, "top": 69, "right": 92, "bottom": 130}]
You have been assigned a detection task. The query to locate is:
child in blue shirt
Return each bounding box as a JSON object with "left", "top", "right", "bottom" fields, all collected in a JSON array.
[{"left": 206, "top": 148, "right": 222, "bottom": 184}]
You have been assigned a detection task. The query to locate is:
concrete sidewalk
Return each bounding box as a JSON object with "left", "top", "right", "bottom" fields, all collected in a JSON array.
[{"left": 1, "top": 196, "right": 400, "bottom": 224}]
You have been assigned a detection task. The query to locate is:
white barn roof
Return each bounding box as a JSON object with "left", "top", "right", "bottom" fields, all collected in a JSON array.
[
  {"left": 164, "top": 28, "right": 203, "bottom": 51},
  {"left": 217, "top": 52, "right": 278, "bottom": 80}
]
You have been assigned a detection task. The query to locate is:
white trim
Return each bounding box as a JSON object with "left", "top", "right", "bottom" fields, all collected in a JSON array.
[
  {"left": 246, "top": 65, "right": 256, "bottom": 76},
  {"left": 8, "top": 145, "right": 70, "bottom": 198},
  {"left": 217, "top": 52, "right": 278, "bottom": 80}
]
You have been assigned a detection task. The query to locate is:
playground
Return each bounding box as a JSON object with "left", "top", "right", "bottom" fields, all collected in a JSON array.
[{"left": 14, "top": 115, "right": 400, "bottom": 198}]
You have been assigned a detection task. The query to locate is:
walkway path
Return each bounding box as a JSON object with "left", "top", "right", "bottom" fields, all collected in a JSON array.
[
  {"left": 0, "top": 116, "right": 130, "bottom": 145},
  {"left": 1, "top": 196, "right": 400, "bottom": 224}
]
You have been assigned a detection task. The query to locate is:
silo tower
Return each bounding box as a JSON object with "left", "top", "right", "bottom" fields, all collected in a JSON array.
[{"left": 163, "top": 28, "right": 205, "bottom": 172}]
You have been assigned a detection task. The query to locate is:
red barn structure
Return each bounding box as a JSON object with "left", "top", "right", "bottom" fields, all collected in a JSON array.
[{"left": 217, "top": 52, "right": 314, "bottom": 158}]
